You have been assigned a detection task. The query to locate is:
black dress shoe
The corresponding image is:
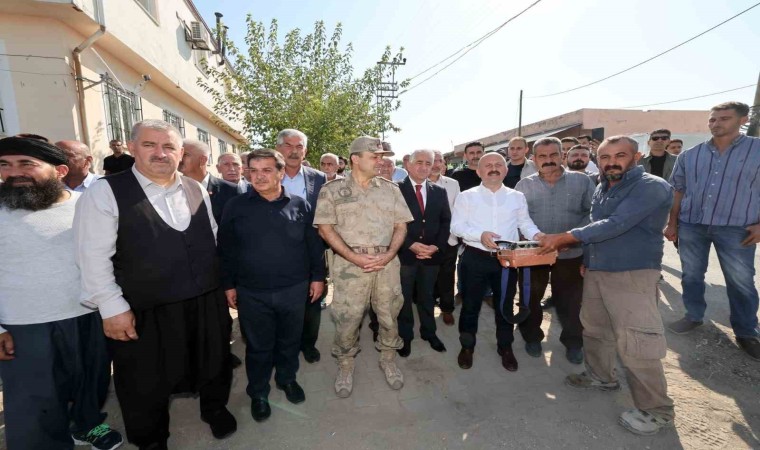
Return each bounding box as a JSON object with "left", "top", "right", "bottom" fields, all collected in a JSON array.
[
  {"left": 201, "top": 407, "right": 237, "bottom": 439},
  {"left": 230, "top": 353, "right": 242, "bottom": 369},
  {"left": 737, "top": 336, "right": 760, "bottom": 361},
  {"left": 276, "top": 381, "right": 306, "bottom": 404},
  {"left": 302, "top": 347, "right": 321, "bottom": 364},
  {"left": 498, "top": 347, "right": 518, "bottom": 372},
  {"left": 397, "top": 340, "right": 411, "bottom": 357},
  {"left": 139, "top": 443, "right": 168, "bottom": 450},
  {"left": 425, "top": 336, "right": 447, "bottom": 353},
  {"left": 458, "top": 348, "right": 473, "bottom": 369},
  {"left": 251, "top": 398, "right": 271, "bottom": 422}
]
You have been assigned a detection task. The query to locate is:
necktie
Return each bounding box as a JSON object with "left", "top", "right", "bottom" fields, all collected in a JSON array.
[{"left": 415, "top": 184, "right": 425, "bottom": 215}]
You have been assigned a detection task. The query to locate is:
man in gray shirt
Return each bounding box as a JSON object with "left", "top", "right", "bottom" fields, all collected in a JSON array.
[
  {"left": 0, "top": 137, "right": 122, "bottom": 450},
  {"left": 515, "top": 137, "right": 594, "bottom": 364}
]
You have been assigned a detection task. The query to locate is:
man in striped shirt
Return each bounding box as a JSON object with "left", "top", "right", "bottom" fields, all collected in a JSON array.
[{"left": 665, "top": 101, "right": 760, "bottom": 361}]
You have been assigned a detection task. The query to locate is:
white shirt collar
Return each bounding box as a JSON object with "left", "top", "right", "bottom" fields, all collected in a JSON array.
[
  {"left": 132, "top": 166, "right": 182, "bottom": 191},
  {"left": 201, "top": 172, "right": 211, "bottom": 189},
  {"left": 285, "top": 165, "right": 305, "bottom": 180}
]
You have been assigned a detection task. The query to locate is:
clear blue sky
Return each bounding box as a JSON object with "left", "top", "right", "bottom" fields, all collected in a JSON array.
[{"left": 194, "top": 0, "right": 759, "bottom": 156}]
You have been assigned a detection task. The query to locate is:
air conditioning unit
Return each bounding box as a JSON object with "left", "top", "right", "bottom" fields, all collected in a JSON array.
[
  {"left": 190, "top": 21, "right": 204, "bottom": 41},
  {"left": 185, "top": 21, "right": 211, "bottom": 51}
]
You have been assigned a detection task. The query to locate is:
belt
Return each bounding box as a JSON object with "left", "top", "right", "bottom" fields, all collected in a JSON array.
[
  {"left": 465, "top": 245, "right": 497, "bottom": 258},
  {"left": 351, "top": 246, "right": 389, "bottom": 255}
]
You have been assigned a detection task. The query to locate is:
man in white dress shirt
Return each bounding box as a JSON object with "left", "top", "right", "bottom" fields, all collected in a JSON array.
[
  {"left": 451, "top": 152, "right": 543, "bottom": 372},
  {"left": 74, "top": 120, "right": 236, "bottom": 449},
  {"left": 429, "top": 149, "right": 461, "bottom": 325},
  {"left": 57, "top": 140, "right": 101, "bottom": 192}
]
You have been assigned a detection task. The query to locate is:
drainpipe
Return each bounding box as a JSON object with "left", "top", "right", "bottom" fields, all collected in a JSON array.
[{"left": 73, "top": 0, "right": 106, "bottom": 147}]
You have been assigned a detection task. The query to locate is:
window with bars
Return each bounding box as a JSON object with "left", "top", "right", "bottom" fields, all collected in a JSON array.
[
  {"left": 103, "top": 81, "right": 142, "bottom": 142},
  {"left": 198, "top": 129, "right": 211, "bottom": 165},
  {"left": 218, "top": 139, "right": 227, "bottom": 154},
  {"left": 162, "top": 110, "right": 185, "bottom": 137},
  {"left": 134, "top": 0, "right": 158, "bottom": 22}
]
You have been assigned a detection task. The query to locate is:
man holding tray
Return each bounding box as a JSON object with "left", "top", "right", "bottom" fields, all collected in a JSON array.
[
  {"left": 538, "top": 135, "right": 675, "bottom": 436},
  {"left": 450, "top": 152, "right": 543, "bottom": 373}
]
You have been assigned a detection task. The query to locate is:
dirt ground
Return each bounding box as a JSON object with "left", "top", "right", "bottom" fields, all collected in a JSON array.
[{"left": 1, "top": 244, "right": 758, "bottom": 449}]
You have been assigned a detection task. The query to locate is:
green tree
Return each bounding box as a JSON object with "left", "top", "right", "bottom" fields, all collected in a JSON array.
[{"left": 199, "top": 18, "right": 408, "bottom": 165}]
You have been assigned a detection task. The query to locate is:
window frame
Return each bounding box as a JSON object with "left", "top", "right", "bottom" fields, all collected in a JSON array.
[
  {"left": 162, "top": 110, "right": 186, "bottom": 138},
  {"left": 197, "top": 129, "right": 211, "bottom": 166},
  {"left": 133, "top": 0, "right": 159, "bottom": 24},
  {"left": 103, "top": 81, "right": 143, "bottom": 143}
]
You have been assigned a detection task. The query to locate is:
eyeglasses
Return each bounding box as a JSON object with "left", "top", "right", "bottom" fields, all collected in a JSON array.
[{"left": 650, "top": 136, "right": 670, "bottom": 141}]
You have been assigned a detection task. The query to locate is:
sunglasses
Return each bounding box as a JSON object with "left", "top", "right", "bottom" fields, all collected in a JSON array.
[{"left": 650, "top": 136, "right": 670, "bottom": 141}]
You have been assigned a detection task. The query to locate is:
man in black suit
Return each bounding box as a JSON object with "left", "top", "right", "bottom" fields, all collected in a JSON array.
[
  {"left": 179, "top": 140, "right": 240, "bottom": 225},
  {"left": 396, "top": 149, "right": 451, "bottom": 357},
  {"left": 180, "top": 139, "right": 243, "bottom": 370},
  {"left": 274, "top": 129, "right": 327, "bottom": 364}
]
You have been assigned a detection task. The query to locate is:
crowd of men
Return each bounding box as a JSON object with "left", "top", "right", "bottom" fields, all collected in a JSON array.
[{"left": 0, "top": 100, "right": 758, "bottom": 449}]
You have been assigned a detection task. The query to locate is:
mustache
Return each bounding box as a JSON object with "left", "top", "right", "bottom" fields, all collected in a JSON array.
[
  {"left": 487, "top": 170, "right": 500, "bottom": 176},
  {"left": 5, "top": 176, "right": 36, "bottom": 186},
  {"left": 541, "top": 162, "right": 557, "bottom": 168},
  {"left": 150, "top": 156, "right": 171, "bottom": 163},
  {"left": 604, "top": 165, "right": 623, "bottom": 172}
]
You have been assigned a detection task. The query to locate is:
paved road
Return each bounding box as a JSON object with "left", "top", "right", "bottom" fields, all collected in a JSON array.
[{"left": 1, "top": 245, "right": 758, "bottom": 449}]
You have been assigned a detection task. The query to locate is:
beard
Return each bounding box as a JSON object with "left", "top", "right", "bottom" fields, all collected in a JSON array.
[
  {"left": 0, "top": 175, "right": 64, "bottom": 211},
  {"left": 568, "top": 160, "right": 588, "bottom": 170}
]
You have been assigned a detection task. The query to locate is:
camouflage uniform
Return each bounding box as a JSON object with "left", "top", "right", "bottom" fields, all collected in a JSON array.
[{"left": 313, "top": 175, "right": 413, "bottom": 363}]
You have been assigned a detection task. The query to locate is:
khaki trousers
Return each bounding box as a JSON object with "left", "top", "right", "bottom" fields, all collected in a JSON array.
[{"left": 581, "top": 269, "right": 675, "bottom": 419}]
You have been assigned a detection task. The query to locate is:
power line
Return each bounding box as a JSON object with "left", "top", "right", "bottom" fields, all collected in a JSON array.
[
  {"left": 528, "top": 2, "right": 760, "bottom": 98},
  {"left": 615, "top": 84, "right": 755, "bottom": 109},
  {"left": 0, "top": 68, "right": 72, "bottom": 76},
  {"left": 400, "top": 0, "right": 544, "bottom": 95}
]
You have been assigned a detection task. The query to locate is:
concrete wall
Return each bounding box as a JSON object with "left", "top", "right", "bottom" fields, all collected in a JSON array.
[{"left": 0, "top": 1, "right": 242, "bottom": 174}]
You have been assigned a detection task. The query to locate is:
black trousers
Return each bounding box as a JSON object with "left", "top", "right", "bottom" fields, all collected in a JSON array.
[
  {"left": 517, "top": 256, "right": 584, "bottom": 349},
  {"left": 0, "top": 312, "right": 110, "bottom": 450},
  {"left": 458, "top": 248, "right": 519, "bottom": 350},
  {"left": 398, "top": 262, "right": 440, "bottom": 341},
  {"left": 238, "top": 282, "right": 307, "bottom": 399},
  {"left": 434, "top": 243, "right": 458, "bottom": 313},
  {"left": 109, "top": 290, "right": 232, "bottom": 447},
  {"left": 301, "top": 289, "right": 322, "bottom": 352}
]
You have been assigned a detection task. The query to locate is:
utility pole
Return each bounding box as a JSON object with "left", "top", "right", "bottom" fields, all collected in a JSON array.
[
  {"left": 518, "top": 89, "right": 523, "bottom": 136},
  {"left": 376, "top": 55, "right": 406, "bottom": 140},
  {"left": 747, "top": 71, "right": 760, "bottom": 137}
]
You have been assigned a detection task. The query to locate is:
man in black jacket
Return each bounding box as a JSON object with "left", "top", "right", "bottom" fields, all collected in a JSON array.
[
  {"left": 218, "top": 149, "right": 325, "bottom": 422},
  {"left": 396, "top": 149, "right": 452, "bottom": 356},
  {"left": 179, "top": 139, "right": 239, "bottom": 225}
]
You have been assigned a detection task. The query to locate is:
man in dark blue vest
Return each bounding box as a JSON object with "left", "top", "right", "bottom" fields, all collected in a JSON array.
[{"left": 74, "top": 120, "right": 236, "bottom": 450}]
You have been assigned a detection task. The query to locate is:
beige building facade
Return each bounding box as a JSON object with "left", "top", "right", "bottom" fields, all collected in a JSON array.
[
  {"left": 449, "top": 108, "right": 711, "bottom": 162},
  {"left": 0, "top": 0, "right": 244, "bottom": 173}
]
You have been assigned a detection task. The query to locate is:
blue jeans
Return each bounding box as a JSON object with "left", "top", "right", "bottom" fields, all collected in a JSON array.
[{"left": 678, "top": 222, "right": 759, "bottom": 338}]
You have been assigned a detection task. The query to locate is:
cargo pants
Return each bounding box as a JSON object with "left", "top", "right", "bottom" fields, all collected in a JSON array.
[
  {"left": 581, "top": 269, "right": 675, "bottom": 419},
  {"left": 330, "top": 253, "right": 404, "bottom": 362}
]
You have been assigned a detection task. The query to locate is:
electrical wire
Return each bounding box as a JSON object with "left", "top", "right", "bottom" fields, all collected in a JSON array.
[
  {"left": 528, "top": 2, "right": 760, "bottom": 98},
  {"left": 0, "top": 53, "right": 68, "bottom": 60},
  {"left": 400, "top": 0, "right": 544, "bottom": 95},
  {"left": 615, "top": 84, "right": 755, "bottom": 109},
  {"left": 0, "top": 68, "right": 72, "bottom": 76}
]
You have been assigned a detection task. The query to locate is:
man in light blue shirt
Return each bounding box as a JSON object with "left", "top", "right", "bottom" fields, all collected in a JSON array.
[
  {"left": 274, "top": 129, "right": 327, "bottom": 364},
  {"left": 57, "top": 140, "right": 101, "bottom": 192}
]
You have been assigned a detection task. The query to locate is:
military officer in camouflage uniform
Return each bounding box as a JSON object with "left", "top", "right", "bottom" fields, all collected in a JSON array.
[{"left": 314, "top": 136, "right": 413, "bottom": 398}]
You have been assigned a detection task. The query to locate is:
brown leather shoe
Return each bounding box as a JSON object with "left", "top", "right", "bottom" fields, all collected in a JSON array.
[
  {"left": 442, "top": 312, "right": 455, "bottom": 326},
  {"left": 498, "top": 347, "right": 518, "bottom": 372},
  {"left": 457, "top": 348, "right": 473, "bottom": 369}
]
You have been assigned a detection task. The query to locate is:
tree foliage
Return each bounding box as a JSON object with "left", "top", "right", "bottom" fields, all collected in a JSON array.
[{"left": 200, "top": 19, "right": 408, "bottom": 165}]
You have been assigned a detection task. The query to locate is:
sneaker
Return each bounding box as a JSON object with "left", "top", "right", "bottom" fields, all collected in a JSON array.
[
  {"left": 618, "top": 408, "right": 673, "bottom": 436},
  {"left": 379, "top": 359, "right": 404, "bottom": 390},
  {"left": 72, "top": 424, "right": 124, "bottom": 450},
  {"left": 736, "top": 336, "right": 760, "bottom": 361},
  {"left": 335, "top": 361, "right": 354, "bottom": 398},
  {"left": 565, "top": 372, "right": 620, "bottom": 391},
  {"left": 667, "top": 317, "right": 703, "bottom": 335}
]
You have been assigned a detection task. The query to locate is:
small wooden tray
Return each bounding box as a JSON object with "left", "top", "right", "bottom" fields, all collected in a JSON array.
[{"left": 496, "top": 241, "right": 557, "bottom": 268}]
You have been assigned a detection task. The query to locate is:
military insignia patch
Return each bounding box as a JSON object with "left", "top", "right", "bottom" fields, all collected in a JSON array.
[{"left": 338, "top": 187, "right": 352, "bottom": 198}]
